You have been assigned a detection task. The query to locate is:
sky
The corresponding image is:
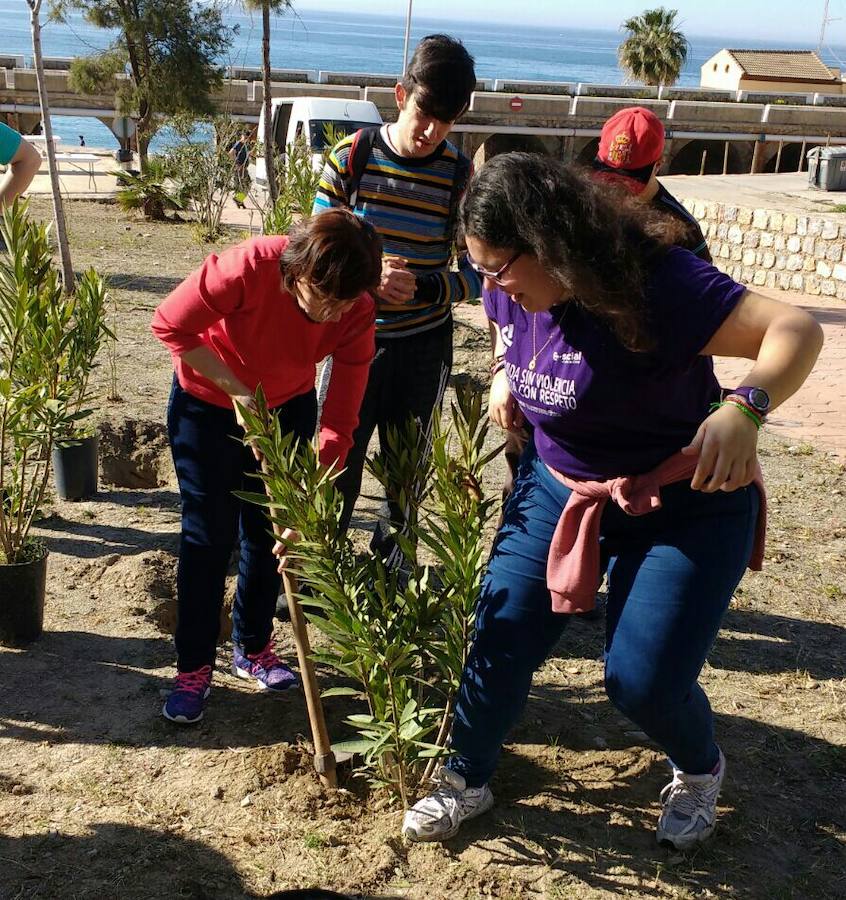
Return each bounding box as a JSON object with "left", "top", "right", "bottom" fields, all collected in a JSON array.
[{"left": 297, "top": 0, "right": 842, "bottom": 44}]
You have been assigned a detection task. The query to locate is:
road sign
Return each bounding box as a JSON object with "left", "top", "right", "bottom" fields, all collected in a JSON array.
[
  {"left": 510, "top": 96, "right": 523, "bottom": 112},
  {"left": 112, "top": 116, "right": 136, "bottom": 139}
]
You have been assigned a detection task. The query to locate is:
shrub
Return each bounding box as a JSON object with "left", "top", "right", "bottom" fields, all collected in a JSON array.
[
  {"left": 0, "top": 202, "right": 110, "bottom": 563},
  {"left": 115, "top": 158, "right": 183, "bottom": 221},
  {"left": 237, "top": 383, "right": 501, "bottom": 804}
]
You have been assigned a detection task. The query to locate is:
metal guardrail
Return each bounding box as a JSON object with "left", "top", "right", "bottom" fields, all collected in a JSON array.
[{"left": 3, "top": 57, "right": 845, "bottom": 107}]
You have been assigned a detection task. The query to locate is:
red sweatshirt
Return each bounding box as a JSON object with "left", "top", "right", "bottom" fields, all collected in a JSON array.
[{"left": 151, "top": 236, "right": 375, "bottom": 467}]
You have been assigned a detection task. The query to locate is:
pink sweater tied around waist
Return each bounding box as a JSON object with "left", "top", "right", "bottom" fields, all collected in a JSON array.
[{"left": 544, "top": 450, "right": 767, "bottom": 614}]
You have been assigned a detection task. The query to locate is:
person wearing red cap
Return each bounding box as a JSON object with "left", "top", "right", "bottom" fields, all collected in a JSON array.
[{"left": 594, "top": 106, "right": 711, "bottom": 263}]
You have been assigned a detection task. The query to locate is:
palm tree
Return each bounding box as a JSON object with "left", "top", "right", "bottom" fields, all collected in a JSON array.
[
  {"left": 25, "top": 0, "right": 74, "bottom": 290},
  {"left": 244, "top": 0, "right": 292, "bottom": 203},
  {"left": 618, "top": 7, "right": 689, "bottom": 88}
]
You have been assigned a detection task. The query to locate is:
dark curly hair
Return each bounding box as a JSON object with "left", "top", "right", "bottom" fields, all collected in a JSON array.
[
  {"left": 280, "top": 207, "right": 382, "bottom": 302},
  {"left": 459, "top": 153, "right": 687, "bottom": 352}
]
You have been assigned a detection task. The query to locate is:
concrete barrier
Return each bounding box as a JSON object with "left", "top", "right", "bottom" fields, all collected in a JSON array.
[
  {"left": 493, "top": 79, "right": 574, "bottom": 95},
  {"left": 227, "top": 66, "right": 315, "bottom": 83},
  {"left": 668, "top": 100, "right": 766, "bottom": 125},
  {"left": 253, "top": 82, "right": 363, "bottom": 104},
  {"left": 763, "top": 103, "right": 846, "bottom": 129},
  {"left": 571, "top": 96, "right": 670, "bottom": 120},
  {"left": 660, "top": 85, "right": 735, "bottom": 103},
  {"left": 212, "top": 80, "right": 250, "bottom": 105},
  {"left": 739, "top": 90, "right": 813, "bottom": 105},
  {"left": 41, "top": 57, "right": 75, "bottom": 71},
  {"left": 813, "top": 92, "right": 846, "bottom": 107},
  {"left": 12, "top": 69, "right": 37, "bottom": 92},
  {"left": 363, "top": 86, "right": 397, "bottom": 115},
  {"left": 11, "top": 68, "right": 72, "bottom": 94},
  {"left": 576, "top": 82, "right": 660, "bottom": 99},
  {"left": 319, "top": 71, "right": 397, "bottom": 87},
  {"left": 470, "top": 91, "right": 572, "bottom": 116}
]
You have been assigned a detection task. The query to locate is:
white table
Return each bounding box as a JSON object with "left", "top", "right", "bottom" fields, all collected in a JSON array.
[{"left": 54, "top": 153, "right": 99, "bottom": 189}]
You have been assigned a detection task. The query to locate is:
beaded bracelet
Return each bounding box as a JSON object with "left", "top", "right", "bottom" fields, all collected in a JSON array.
[
  {"left": 709, "top": 399, "right": 763, "bottom": 429},
  {"left": 490, "top": 355, "right": 506, "bottom": 377}
]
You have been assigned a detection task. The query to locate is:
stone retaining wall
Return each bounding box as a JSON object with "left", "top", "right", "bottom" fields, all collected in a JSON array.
[{"left": 682, "top": 200, "right": 846, "bottom": 298}]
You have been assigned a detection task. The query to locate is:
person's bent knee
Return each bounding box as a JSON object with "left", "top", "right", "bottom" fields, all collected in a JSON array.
[{"left": 604, "top": 666, "right": 688, "bottom": 724}]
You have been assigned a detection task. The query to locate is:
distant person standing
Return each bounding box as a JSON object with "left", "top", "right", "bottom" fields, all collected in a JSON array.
[
  {"left": 228, "top": 129, "right": 251, "bottom": 209},
  {"left": 593, "top": 106, "right": 711, "bottom": 262},
  {"left": 313, "top": 34, "right": 481, "bottom": 564},
  {"left": 78, "top": 134, "right": 86, "bottom": 147},
  {"left": 0, "top": 122, "right": 42, "bottom": 210}
]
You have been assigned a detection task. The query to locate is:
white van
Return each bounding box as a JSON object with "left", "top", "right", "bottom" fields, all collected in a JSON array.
[{"left": 253, "top": 96, "right": 383, "bottom": 187}]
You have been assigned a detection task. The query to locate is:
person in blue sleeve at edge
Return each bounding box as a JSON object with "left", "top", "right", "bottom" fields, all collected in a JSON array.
[
  {"left": 0, "top": 121, "right": 42, "bottom": 248},
  {"left": 402, "top": 153, "right": 823, "bottom": 850}
]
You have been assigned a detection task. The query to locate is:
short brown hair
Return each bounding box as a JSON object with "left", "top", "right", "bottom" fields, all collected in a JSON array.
[
  {"left": 401, "top": 34, "right": 476, "bottom": 123},
  {"left": 280, "top": 208, "right": 382, "bottom": 301}
]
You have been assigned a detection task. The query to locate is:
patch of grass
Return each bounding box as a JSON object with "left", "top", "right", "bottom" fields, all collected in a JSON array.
[
  {"left": 823, "top": 583, "right": 844, "bottom": 600},
  {"left": 829, "top": 204, "right": 846, "bottom": 213},
  {"left": 303, "top": 831, "right": 328, "bottom": 851}
]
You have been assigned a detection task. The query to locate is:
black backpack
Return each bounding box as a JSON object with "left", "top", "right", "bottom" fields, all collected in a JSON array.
[{"left": 342, "top": 126, "right": 471, "bottom": 243}]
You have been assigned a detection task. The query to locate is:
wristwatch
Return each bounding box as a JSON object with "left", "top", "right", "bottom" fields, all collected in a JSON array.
[{"left": 729, "top": 386, "right": 771, "bottom": 416}]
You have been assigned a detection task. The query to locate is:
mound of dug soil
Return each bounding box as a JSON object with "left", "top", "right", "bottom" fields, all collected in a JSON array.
[{"left": 99, "top": 418, "right": 174, "bottom": 489}]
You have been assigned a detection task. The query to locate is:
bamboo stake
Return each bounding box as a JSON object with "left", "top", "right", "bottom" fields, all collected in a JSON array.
[
  {"left": 699, "top": 149, "right": 708, "bottom": 176},
  {"left": 775, "top": 140, "right": 784, "bottom": 174},
  {"left": 281, "top": 569, "right": 337, "bottom": 789},
  {"left": 262, "top": 459, "right": 336, "bottom": 789},
  {"left": 722, "top": 141, "right": 729, "bottom": 175}
]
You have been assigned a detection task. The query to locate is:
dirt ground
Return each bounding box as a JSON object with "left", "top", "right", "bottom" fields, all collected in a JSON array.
[{"left": 1, "top": 199, "right": 844, "bottom": 900}]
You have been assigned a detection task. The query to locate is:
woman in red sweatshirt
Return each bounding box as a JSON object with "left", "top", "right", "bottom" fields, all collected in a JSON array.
[{"left": 151, "top": 209, "right": 381, "bottom": 724}]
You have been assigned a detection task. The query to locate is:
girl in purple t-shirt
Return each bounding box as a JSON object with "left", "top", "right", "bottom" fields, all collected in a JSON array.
[{"left": 403, "top": 154, "right": 822, "bottom": 849}]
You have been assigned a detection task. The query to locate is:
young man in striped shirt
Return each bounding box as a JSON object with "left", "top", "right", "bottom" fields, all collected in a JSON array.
[{"left": 313, "top": 34, "right": 480, "bottom": 561}]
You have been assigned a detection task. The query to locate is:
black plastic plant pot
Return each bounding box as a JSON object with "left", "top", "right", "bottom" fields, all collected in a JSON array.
[
  {"left": 0, "top": 549, "right": 48, "bottom": 645},
  {"left": 52, "top": 433, "right": 98, "bottom": 501}
]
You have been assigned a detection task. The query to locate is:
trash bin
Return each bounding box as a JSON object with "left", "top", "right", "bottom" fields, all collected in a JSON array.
[{"left": 807, "top": 146, "right": 846, "bottom": 191}]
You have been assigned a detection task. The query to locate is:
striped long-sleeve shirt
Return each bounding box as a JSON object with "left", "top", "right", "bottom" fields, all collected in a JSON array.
[{"left": 312, "top": 128, "right": 481, "bottom": 338}]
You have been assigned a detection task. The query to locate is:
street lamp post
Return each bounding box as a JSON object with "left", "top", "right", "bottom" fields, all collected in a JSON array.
[{"left": 402, "top": 0, "right": 413, "bottom": 74}]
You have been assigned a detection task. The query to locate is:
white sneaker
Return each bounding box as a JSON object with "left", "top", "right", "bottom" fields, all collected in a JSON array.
[
  {"left": 402, "top": 766, "right": 494, "bottom": 842},
  {"left": 657, "top": 749, "right": 726, "bottom": 850}
]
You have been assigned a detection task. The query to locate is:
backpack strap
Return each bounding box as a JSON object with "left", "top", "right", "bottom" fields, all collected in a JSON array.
[
  {"left": 446, "top": 152, "right": 472, "bottom": 249},
  {"left": 343, "top": 126, "right": 380, "bottom": 208}
]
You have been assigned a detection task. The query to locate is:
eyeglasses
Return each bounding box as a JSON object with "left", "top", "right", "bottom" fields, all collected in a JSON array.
[{"left": 466, "top": 251, "right": 521, "bottom": 287}]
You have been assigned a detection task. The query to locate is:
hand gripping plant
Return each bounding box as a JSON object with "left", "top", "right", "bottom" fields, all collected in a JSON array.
[{"left": 238, "top": 383, "right": 501, "bottom": 805}]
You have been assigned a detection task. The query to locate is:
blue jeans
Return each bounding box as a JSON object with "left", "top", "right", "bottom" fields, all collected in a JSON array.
[
  {"left": 448, "top": 441, "right": 760, "bottom": 786},
  {"left": 167, "top": 379, "right": 317, "bottom": 671}
]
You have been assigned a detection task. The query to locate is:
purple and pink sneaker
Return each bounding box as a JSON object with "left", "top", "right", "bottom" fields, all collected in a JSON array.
[
  {"left": 232, "top": 642, "right": 299, "bottom": 692},
  {"left": 162, "top": 665, "right": 212, "bottom": 724}
]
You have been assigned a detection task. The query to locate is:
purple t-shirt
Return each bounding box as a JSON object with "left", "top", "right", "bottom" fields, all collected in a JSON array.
[{"left": 484, "top": 247, "right": 746, "bottom": 479}]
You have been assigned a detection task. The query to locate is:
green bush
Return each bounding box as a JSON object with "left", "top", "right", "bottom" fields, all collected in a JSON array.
[
  {"left": 0, "top": 202, "right": 110, "bottom": 563},
  {"left": 237, "top": 384, "right": 502, "bottom": 804},
  {"left": 115, "top": 158, "right": 183, "bottom": 221}
]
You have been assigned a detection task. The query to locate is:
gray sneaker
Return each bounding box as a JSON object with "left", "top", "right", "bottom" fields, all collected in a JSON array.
[
  {"left": 657, "top": 749, "right": 726, "bottom": 850},
  {"left": 402, "top": 766, "right": 494, "bottom": 842}
]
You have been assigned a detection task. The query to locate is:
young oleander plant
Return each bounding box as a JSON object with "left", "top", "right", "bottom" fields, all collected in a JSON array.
[
  {"left": 238, "top": 382, "right": 501, "bottom": 804},
  {"left": 0, "top": 201, "right": 111, "bottom": 642},
  {"left": 260, "top": 123, "right": 343, "bottom": 235}
]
